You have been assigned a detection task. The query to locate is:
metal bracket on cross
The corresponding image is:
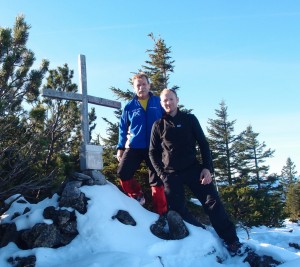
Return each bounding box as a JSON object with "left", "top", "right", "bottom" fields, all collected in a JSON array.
[{"left": 42, "top": 54, "right": 121, "bottom": 171}]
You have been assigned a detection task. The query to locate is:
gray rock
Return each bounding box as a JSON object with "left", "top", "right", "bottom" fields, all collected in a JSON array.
[
  {"left": 112, "top": 210, "right": 136, "bottom": 226},
  {"left": 59, "top": 221, "right": 78, "bottom": 235},
  {"left": 88, "top": 170, "right": 107, "bottom": 185},
  {"left": 73, "top": 172, "right": 92, "bottom": 181},
  {"left": 7, "top": 255, "right": 36, "bottom": 267},
  {"left": 22, "top": 223, "right": 61, "bottom": 248},
  {"left": 43, "top": 206, "right": 74, "bottom": 226},
  {"left": 0, "top": 223, "right": 18, "bottom": 248},
  {"left": 59, "top": 192, "right": 88, "bottom": 214},
  {"left": 61, "top": 182, "right": 82, "bottom": 198}
]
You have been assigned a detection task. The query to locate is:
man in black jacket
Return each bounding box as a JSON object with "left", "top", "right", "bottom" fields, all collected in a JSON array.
[{"left": 149, "top": 88, "right": 241, "bottom": 254}]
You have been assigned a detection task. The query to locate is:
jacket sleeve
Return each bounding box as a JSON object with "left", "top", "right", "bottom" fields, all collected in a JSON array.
[
  {"left": 191, "top": 115, "right": 213, "bottom": 172},
  {"left": 149, "top": 121, "right": 165, "bottom": 178},
  {"left": 117, "top": 107, "right": 128, "bottom": 150}
]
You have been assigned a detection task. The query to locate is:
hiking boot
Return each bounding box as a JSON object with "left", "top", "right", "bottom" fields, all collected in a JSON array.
[
  {"left": 150, "top": 213, "right": 170, "bottom": 240},
  {"left": 136, "top": 194, "right": 146, "bottom": 206},
  {"left": 167, "top": 210, "right": 189, "bottom": 240},
  {"left": 226, "top": 241, "right": 251, "bottom": 257}
]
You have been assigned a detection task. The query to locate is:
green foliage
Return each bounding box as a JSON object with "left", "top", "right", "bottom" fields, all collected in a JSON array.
[
  {"left": 0, "top": 15, "right": 49, "bottom": 114},
  {"left": 0, "top": 15, "right": 50, "bottom": 203},
  {"left": 285, "top": 181, "right": 300, "bottom": 221},
  {"left": 142, "top": 33, "right": 178, "bottom": 93},
  {"left": 234, "top": 125, "right": 275, "bottom": 188},
  {"left": 0, "top": 16, "right": 98, "bottom": 204},
  {"left": 220, "top": 179, "right": 285, "bottom": 227},
  {"left": 281, "top": 157, "right": 298, "bottom": 187},
  {"left": 207, "top": 101, "right": 237, "bottom": 185}
]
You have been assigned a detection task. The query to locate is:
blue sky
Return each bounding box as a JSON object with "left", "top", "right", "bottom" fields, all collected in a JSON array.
[{"left": 1, "top": 0, "right": 299, "bottom": 175}]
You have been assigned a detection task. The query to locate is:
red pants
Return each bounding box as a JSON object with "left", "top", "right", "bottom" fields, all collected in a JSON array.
[{"left": 120, "top": 178, "right": 167, "bottom": 215}]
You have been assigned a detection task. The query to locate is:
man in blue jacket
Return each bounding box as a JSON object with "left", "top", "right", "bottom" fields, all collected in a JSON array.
[{"left": 116, "top": 73, "right": 167, "bottom": 215}]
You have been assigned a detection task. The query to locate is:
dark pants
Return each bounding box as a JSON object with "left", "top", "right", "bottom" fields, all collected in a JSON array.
[
  {"left": 163, "top": 164, "right": 238, "bottom": 245},
  {"left": 117, "top": 148, "right": 163, "bottom": 187}
]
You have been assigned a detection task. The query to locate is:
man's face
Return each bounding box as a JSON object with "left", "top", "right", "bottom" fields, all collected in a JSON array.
[
  {"left": 160, "top": 90, "right": 179, "bottom": 116},
  {"left": 133, "top": 77, "right": 150, "bottom": 100}
]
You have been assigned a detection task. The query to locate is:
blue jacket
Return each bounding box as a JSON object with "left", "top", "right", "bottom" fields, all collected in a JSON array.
[{"left": 117, "top": 93, "right": 164, "bottom": 149}]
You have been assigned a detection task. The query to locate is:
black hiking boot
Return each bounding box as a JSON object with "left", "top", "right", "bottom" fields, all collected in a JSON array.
[
  {"left": 150, "top": 213, "right": 171, "bottom": 240},
  {"left": 167, "top": 210, "right": 189, "bottom": 240},
  {"left": 226, "top": 241, "right": 251, "bottom": 257}
]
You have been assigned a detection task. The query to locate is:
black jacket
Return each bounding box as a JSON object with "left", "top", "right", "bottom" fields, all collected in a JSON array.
[{"left": 149, "top": 110, "right": 212, "bottom": 177}]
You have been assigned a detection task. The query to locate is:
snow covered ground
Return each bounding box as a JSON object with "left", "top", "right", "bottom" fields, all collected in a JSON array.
[{"left": 1, "top": 182, "right": 300, "bottom": 267}]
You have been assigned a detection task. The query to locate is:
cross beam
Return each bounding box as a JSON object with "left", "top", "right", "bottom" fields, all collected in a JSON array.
[{"left": 42, "top": 89, "right": 121, "bottom": 109}]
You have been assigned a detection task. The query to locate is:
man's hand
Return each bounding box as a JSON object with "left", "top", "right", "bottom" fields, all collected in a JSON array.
[
  {"left": 200, "top": 168, "right": 212, "bottom": 185},
  {"left": 116, "top": 149, "right": 124, "bottom": 162}
]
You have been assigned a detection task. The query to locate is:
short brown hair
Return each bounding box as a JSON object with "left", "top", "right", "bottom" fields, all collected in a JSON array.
[
  {"left": 161, "top": 88, "right": 178, "bottom": 97},
  {"left": 132, "top": 73, "right": 150, "bottom": 84}
]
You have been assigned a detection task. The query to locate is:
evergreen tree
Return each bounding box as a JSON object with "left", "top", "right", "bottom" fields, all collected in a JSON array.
[
  {"left": 281, "top": 157, "right": 298, "bottom": 185},
  {"left": 39, "top": 64, "right": 81, "bottom": 179},
  {"left": 285, "top": 181, "right": 300, "bottom": 221},
  {"left": 207, "top": 101, "right": 238, "bottom": 185},
  {"left": 235, "top": 125, "right": 275, "bottom": 188},
  {"left": 142, "top": 33, "right": 178, "bottom": 93},
  {"left": 220, "top": 177, "right": 285, "bottom": 227},
  {"left": 0, "top": 15, "right": 49, "bottom": 203},
  {"left": 100, "top": 110, "right": 122, "bottom": 186}
]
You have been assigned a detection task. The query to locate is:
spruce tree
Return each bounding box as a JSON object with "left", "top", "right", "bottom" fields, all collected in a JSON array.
[
  {"left": 207, "top": 101, "right": 238, "bottom": 185},
  {"left": 142, "top": 33, "right": 178, "bottom": 93},
  {"left": 285, "top": 181, "right": 300, "bottom": 221},
  {"left": 235, "top": 125, "right": 275, "bottom": 188},
  {"left": 281, "top": 157, "right": 298, "bottom": 185}
]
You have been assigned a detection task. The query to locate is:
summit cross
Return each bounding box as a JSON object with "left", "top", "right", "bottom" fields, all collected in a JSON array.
[{"left": 43, "top": 54, "right": 121, "bottom": 171}]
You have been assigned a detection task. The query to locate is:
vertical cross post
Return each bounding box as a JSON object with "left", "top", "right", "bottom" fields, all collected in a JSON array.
[{"left": 78, "top": 55, "right": 90, "bottom": 145}]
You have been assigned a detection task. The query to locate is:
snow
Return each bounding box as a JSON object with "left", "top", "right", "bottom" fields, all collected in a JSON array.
[{"left": 1, "top": 182, "right": 300, "bottom": 267}]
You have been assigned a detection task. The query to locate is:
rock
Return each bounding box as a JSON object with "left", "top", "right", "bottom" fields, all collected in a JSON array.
[
  {"left": 244, "top": 251, "right": 282, "bottom": 267},
  {"left": 59, "top": 221, "right": 78, "bottom": 235},
  {"left": 22, "top": 223, "right": 62, "bottom": 248},
  {"left": 43, "top": 206, "right": 72, "bottom": 225},
  {"left": 86, "top": 170, "right": 107, "bottom": 185},
  {"left": 59, "top": 192, "right": 88, "bottom": 214},
  {"left": 73, "top": 172, "right": 92, "bottom": 181},
  {"left": 7, "top": 255, "right": 36, "bottom": 267},
  {"left": 0, "top": 223, "right": 18, "bottom": 248},
  {"left": 61, "top": 181, "right": 82, "bottom": 199},
  {"left": 0, "top": 172, "right": 100, "bottom": 253},
  {"left": 112, "top": 210, "right": 136, "bottom": 226}
]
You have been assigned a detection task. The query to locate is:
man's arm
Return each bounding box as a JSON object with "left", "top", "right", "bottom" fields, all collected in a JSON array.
[
  {"left": 149, "top": 121, "right": 165, "bottom": 178},
  {"left": 117, "top": 108, "right": 128, "bottom": 150},
  {"left": 191, "top": 115, "right": 213, "bottom": 172}
]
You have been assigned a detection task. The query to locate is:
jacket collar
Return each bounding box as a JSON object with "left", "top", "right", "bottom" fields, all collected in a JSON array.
[{"left": 134, "top": 91, "right": 153, "bottom": 100}]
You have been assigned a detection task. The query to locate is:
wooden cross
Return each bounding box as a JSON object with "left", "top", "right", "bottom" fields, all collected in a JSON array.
[{"left": 42, "top": 54, "right": 121, "bottom": 171}]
